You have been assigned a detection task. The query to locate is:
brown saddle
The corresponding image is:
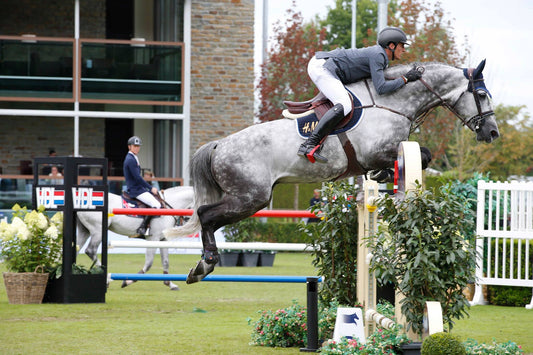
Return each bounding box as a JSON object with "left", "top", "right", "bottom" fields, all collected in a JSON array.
[{"left": 283, "top": 94, "right": 354, "bottom": 127}]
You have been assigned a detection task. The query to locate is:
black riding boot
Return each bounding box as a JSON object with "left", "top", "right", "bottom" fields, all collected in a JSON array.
[
  {"left": 133, "top": 215, "right": 153, "bottom": 239},
  {"left": 297, "top": 103, "right": 345, "bottom": 163}
]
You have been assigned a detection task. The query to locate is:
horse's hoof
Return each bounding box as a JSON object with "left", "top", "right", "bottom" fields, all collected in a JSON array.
[
  {"left": 186, "top": 260, "right": 215, "bottom": 284},
  {"left": 164, "top": 281, "right": 180, "bottom": 291}
]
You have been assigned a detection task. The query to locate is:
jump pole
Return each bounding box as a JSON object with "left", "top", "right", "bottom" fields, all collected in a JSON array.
[
  {"left": 111, "top": 208, "right": 317, "bottom": 219},
  {"left": 357, "top": 142, "right": 424, "bottom": 339}
]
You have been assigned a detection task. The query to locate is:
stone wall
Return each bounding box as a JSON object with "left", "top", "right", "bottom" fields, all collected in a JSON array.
[{"left": 189, "top": 0, "right": 255, "bottom": 153}]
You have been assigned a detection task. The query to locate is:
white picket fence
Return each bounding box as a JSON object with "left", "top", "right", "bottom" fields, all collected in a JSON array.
[{"left": 472, "top": 180, "right": 533, "bottom": 308}]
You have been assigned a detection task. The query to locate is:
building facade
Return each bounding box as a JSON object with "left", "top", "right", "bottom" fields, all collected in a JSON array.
[{"left": 0, "top": 0, "right": 254, "bottom": 192}]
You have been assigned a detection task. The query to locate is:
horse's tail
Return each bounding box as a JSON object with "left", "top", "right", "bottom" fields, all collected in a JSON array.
[{"left": 164, "top": 141, "right": 223, "bottom": 239}]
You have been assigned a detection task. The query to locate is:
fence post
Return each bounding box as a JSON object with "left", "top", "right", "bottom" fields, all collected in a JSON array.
[{"left": 300, "top": 276, "right": 319, "bottom": 352}]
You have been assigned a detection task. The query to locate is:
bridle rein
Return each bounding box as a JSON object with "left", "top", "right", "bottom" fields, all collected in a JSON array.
[
  {"left": 418, "top": 67, "right": 494, "bottom": 132},
  {"left": 361, "top": 66, "right": 494, "bottom": 133}
]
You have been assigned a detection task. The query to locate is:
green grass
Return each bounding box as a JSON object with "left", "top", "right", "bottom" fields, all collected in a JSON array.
[
  {"left": 453, "top": 304, "right": 533, "bottom": 353},
  {"left": 1, "top": 253, "right": 532, "bottom": 354}
]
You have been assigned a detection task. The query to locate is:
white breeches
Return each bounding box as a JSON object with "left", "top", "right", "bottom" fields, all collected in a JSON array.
[
  {"left": 307, "top": 56, "right": 352, "bottom": 116},
  {"left": 137, "top": 191, "right": 161, "bottom": 208}
]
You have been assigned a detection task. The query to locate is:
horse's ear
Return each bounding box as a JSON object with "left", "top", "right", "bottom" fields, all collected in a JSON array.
[{"left": 474, "top": 59, "right": 486, "bottom": 78}]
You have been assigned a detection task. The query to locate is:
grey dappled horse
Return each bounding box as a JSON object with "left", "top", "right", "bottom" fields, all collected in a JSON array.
[
  {"left": 165, "top": 60, "right": 500, "bottom": 284},
  {"left": 77, "top": 186, "right": 194, "bottom": 290}
]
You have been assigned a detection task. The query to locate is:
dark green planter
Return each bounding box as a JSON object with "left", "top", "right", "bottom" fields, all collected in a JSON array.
[
  {"left": 258, "top": 252, "right": 276, "bottom": 267},
  {"left": 401, "top": 342, "right": 422, "bottom": 355},
  {"left": 238, "top": 251, "right": 260, "bottom": 267},
  {"left": 217, "top": 251, "right": 240, "bottom": 267}
]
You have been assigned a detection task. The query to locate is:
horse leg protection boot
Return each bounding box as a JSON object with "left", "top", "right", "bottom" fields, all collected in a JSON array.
[{"left": 297, "top": 103, "right": 345, "bottom": 163}]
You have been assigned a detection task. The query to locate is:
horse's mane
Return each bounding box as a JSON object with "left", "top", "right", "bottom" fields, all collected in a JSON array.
[{"left": 384, "top": 61, "right": 458, "bottom": 77}]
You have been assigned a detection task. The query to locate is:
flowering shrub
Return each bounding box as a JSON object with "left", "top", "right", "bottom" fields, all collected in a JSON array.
[
  {"left": 0, "top": 204, "right": 63, "bottom": 273},
  {"left": 249, "top": 300, "right": 307, "bottom": 347},
  {"left": 320, "top": 326, "right": 410, "bottom": 354},
  {"left": 463, "top": 338, "right": 523, "bottom": 354}
]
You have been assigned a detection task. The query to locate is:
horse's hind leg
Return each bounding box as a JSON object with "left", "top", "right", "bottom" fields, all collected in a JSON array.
[
  {"left": 187, "top": 194, "right": 269, "bottom": 284},
  {"left": 160, "top": 248, "right": 179, "bottom": 290}
]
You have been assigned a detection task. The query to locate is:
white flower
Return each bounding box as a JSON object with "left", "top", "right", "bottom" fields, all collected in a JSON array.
[
  {"left": 11, "top": 217, "right": 31, "bottom": 240},
  {"left": 44, "top": 225, "right": 59, "bottom": 240}
]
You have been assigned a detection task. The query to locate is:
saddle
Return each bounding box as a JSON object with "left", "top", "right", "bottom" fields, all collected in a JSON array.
[
  {"left": 283, "top": 90, "right": 358, "bottom": 130},
  {"left": 284, "top": 88, "right": 367, "bottom": 180}
]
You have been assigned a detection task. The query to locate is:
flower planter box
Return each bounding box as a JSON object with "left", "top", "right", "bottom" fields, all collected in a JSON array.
[
  {"left": 43, "top": 273, "right": 106, "bottom": 303},
  {"left": 217, "top": 251, "right": 240, "bottom": 267},
  {"left": 238, "top": 251, "right": 260, "bottom": 267},
  {"left": 258, "top": 252, "right": 276, "bottom": 267},
  {"left": 401, "top": 342, "right": 422, "bottom": 355}
]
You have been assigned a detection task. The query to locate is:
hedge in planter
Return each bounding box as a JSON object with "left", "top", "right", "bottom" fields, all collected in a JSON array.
[{"left": 367, "top": 183, "right": 475, "bottom": 336}]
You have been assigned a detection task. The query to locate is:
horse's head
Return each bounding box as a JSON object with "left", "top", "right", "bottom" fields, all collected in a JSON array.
[{"left": 451, "top": 59, "right": 500, "bottom": 143}]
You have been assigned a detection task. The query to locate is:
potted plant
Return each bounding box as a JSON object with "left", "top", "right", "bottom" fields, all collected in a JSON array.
[
  {"left": 367, "top": 184, "right": 475, "bottom": 351},
  {"left": 0, "top": 204, "right": 63, "bottom": 304}
]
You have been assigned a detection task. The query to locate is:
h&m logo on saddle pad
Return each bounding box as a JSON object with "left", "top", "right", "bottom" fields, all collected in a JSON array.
[{"left": 296, "top": 91, "right": 364, "bottom": 138}]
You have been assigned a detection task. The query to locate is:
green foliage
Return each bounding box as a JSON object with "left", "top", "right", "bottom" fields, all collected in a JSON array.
[
  {"left": 489, "top": 239, "right": 533, "bottom": 280},
  {"left": 421, "top": 332, "right": 466, "bottom": 355},
  {"left": 489, "top": 286, "right": 533, "bottom": 307},
  {"left": 367, "top": 184, "right": 474, "bottom": 335},
  {"left": 320, "top": 325, "right": 410, "bottom": 354},
  {"left": 463, "top": 338, "right": 524, "bottom": 354},
  {"left": 272, "top": 183, "right": 322, "bottom": 210},
  {"left": 223, "top": 218, "right": 307, "bottom": 243},
  {"left": 318, "top": 299, "right": 340, "bottom": 342},
  {"left": 249, "top": 300, "right": 307, "bottom": 348},
  {"left": 300, "top": 181, "right": 359, "bottom": 306},
  {"left": 0, "top": 204, "right": 63, "bottom": 273},
  {"left": 319, "top": 0, "right": 388, "bottom": 49}
]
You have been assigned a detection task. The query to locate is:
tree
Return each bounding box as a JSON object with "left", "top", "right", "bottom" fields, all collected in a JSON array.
[
  {"left": 256, "top": 3, "right": 327, "bottom": 122},
  {"left": 319, "top": 0, "right": 391, "bottom": 49},
  {"left": 468, "top": 105, "right": 533, "bottom": 180}
]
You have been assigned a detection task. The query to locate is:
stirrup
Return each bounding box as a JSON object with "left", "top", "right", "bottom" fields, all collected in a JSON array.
[{"left": 299, "top": 144, "right": 327, "bottom": 163}]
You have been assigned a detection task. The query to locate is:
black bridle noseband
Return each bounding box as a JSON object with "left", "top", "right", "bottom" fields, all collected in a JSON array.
[{"left": 418, "top": 67, "right": 494, "bottom": 132}]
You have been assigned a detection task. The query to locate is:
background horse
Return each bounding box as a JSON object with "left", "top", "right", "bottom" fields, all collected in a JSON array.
[
  {"left": 77, "top": 186, "right": 194, "bottom": 290},
  {"left": 165, "top": 60, "right": 500, "bottom": 283}
]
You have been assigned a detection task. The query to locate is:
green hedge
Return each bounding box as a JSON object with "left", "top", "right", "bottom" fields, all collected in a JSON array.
[
  {"left": 488, "top": 239, "right": 533, "bottom": 279},
  {"left": 487, "top": 238, "right": 533, "bottom": 307},
  {"left": 223, "top": 218, "right": 308, "bottom": 244}
]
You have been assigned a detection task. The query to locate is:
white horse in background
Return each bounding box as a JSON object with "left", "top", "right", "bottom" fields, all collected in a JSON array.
[{"left": 77, "top": 186, "right": 194, "bottom": 290}]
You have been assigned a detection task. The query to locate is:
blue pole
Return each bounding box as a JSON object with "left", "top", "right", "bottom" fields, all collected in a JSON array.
[{"left": 110, "top": 273, "right": 322, "bottom": 283}]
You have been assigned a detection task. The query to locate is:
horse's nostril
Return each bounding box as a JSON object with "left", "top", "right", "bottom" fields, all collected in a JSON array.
[{"left": 491, "top": 130, "right": 500, "bottom": 139}]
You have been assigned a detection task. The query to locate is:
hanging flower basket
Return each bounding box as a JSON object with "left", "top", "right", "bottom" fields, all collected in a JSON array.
[{"left": 3, "top": 266, "right": 49, "bottom": 304}]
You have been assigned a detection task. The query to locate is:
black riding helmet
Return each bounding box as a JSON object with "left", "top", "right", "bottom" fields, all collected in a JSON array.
[{"left": 378, "top": 27, "right": 409, "bottom": 60}]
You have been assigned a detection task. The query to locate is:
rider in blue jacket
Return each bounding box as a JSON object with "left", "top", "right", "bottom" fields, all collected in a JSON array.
[
  {"left": 298, "top": 27, "right": 423, "bottom": 164},
  {"left": 124, "top": 136, "right": 160, "bottom": 238}
]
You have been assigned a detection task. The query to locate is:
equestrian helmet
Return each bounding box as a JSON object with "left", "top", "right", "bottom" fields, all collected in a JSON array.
[
  {"left": 378, "top": 27, "right": 409, "bottom": 48},
  {"left": 127, "top": 136, "right": 143, "bottom": 146}
]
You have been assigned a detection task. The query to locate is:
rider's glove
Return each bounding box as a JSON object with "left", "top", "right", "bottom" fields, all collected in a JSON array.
[{"left": 402, "top": 67, "right": 423, "bottom": 83}]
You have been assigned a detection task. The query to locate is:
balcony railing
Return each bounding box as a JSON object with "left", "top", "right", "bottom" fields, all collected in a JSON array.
[{"left": 0, "top": 35, "right": 184, "bottom": 106}]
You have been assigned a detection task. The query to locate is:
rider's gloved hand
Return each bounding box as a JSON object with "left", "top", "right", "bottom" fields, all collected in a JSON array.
[{"left": 403, "top": 67, "right": 423, "bottom": 83}]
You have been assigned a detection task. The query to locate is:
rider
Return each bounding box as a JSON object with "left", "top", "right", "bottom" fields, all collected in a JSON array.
[
  {"left": 298, "top": 26, "right": 423, "bottom": 163},
  {"left": 123, "top": 136, "right": 161, "bottom": 238}
]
